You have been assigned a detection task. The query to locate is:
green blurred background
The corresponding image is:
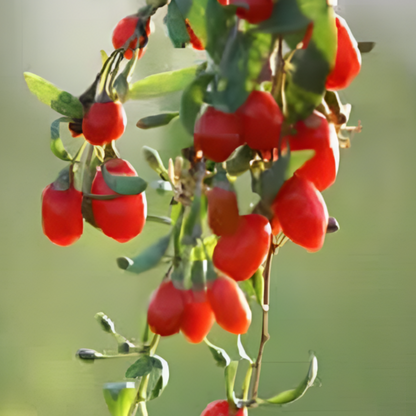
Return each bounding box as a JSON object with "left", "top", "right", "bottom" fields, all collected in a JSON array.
[{"left": 1, "top": 0, "right": 415, "bottom": 415}]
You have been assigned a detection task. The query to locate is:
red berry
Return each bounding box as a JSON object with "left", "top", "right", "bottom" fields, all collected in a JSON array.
[
  {"left": 185, "top": 19, "right": 204, "bottom": 50},
  {"left": 42, "top": 183, "right": 83, "bottom": 247},
  {"left": 271, "top": 174, "right": 328, "bottom": 252},
  {"left": 207, "top": 275, "right": 252, "bottom": 335},
  {"left": 231, "top": 0, "right": 273, "bottom": 24},
  {"left": 194, "top": 107, "right": 242, "bottom": 163},
  {"left": 237, "top": 91, "right": 284, "bottom": 151},
  {"left": 213, "top": 214, "right": 271, "bottom": 282},
  {"left": 285, "top": 111, "right": 339, "bottom": 191},
  {"left": 148, "top": 280, "right": 184, "bottom": 336},
  {"left": 91, "top": 159, "right": 147, "bottom": 243},
  {"left": 181, "top": 290, "right": 215, "bottom": 343},
  {"left": 201, "top": 400, "right": 246, "bottom": 416},
  {"left": 207, "top": 187, "right": 240, "bottom": 236},
  {"left": 326, "top": 16, "right": 361, "bottom": 91},
  {"left": 82, "top": 101, "right": 126, "bottom": 146}
]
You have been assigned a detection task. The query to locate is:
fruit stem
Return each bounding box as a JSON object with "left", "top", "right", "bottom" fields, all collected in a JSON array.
[{"left": 249, "top": 234, "right": 276, "bottom": 403}]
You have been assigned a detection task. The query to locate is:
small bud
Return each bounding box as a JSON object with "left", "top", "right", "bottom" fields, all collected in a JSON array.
[
  {"left": 142, "top": 146, "right": 169, "bottom": 181},
  {"left": 76, "top": 348, "right": 102, "bottom": 361},
  {"left": 327, "top": 217, "right": 340, "bottom": 234},
  {"left": 95, "top": 312, "right": 116, "bottom": 334}
]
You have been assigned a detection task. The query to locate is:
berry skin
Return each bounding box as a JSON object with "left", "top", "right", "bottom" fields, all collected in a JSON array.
[
  {"left": 194, "top": 107, "right": 242, "bottom": 163},
  {"left": 326, "top": 16, "right": 361, "bottom": 91},
  {"left": 207, "top": 187, "right": 240, "bottom": 236},
  {"left": 237, "top": 91, "right": 284, "bottom": 151},
  {"left": 82, "top": 101, "right": 126, "bottom": 146},
  {"left": 285, "top": 111, "right": 339, "bottom": 191},
  {"left": 201, "top": 400, "right": 247, "bottom": 416},
  {"left": 213, "top": 214, "right": 271, "bottom": 282},
  {"left": 181, "top": 290, "right": 215, "bottom": 343},
  {"left": 41, "top": 183, "right": 83, "bottom": 247},
  {"left": 112, "top": 16, "right": 151, "bottom": 60},
  {"left": 185, "top": 19, "right": 204, "bottom": 50},
  {"left": 271, "top": 174, "right": 328, "bottom": 252},
  {"left": 207, "top": 275, "right": 252, "bottom": 335},
  {"left": 148, "top": 280, "right": 184, "bottom": 336},
  {"left": 91, "top": 159, "right": 147, "bottom": 243},
  {"left": 232, "top": 0, "right": 273, "bottom": 24}
]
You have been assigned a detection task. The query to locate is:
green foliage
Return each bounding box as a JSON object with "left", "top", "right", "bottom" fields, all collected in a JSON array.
[
  {"left": 225, "top": 361, "right": 239, "bottom": 402},
  {"left": 103, "top": 382, "right": 137, "bottom": 416},
  {"left": 24, "top": 73, "right": 83, "bottom": 119},
  {"left": 128, "top": 63, "right": 207, "bottom": 100},
  {"left": 165, "top": 1, "right": 190, "bottom": 47},
  {"left": 137, "top": 113, "right": 179, "bottom": 130},
  {"left": 126, "top": 355, "right": 155, "bottom": 379},
  {"left": 250, "top": 267, "right": 264, "bottom": 306},
  {"left": 102, "top": 164, "right": 147, "bottom": 195},
  {"left": 50, "top": 117, "right": 74, "bottom": 161},
  {"left": 117, "top": 234, "right": 171, "bottom": 274},
  {"left": 226, "top": 145, "right": 255, "bottom": 177},
  {"left": 146, "top": 355, "right": 169, "bottom": 401},
  {"left": 142, "top": 146, "right": 169, "bottom": 181},
  {"left": 204, "top": 338, "right": 231, "bottom": 367}
]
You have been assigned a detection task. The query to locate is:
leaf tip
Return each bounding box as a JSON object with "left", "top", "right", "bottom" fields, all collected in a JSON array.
[{"left": 117, "top": 257, "right": 133, "bottom": 270}]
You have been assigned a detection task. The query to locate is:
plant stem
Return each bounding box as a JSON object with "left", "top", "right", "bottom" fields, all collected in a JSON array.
[{"left": 249, "top": 235, "right": 276, "bottom": 402}]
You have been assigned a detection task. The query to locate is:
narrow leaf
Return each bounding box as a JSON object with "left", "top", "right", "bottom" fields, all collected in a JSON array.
[
  {"left": 260, "top": 154, "right": 290, "bottom": 205},
  {"left": 128, "top": 64, "right": 207, "bottom": 100},
  {"left": 50, "top": 117, "right": 74, "bottom": 161},
  {"left": 102, "top": 164, "right": 147, "bottom": 195},
  {"left": 147, "top": 355, "right": 169, "bottom": 401},
  {"left": 142, "top": 146, "right": 169, "bottom": 181},
  {"left": 250, "top": 266, "right": 264, "bottom": 306},
  {"left": 24, "top": 72, "right": 83, "bottom": 119},
  {"left": 204, "top": 338, "right": 231, "bottom": 368},
  {"left": 237, "top": 335, "right": 253, "bottom": 364},
  {"left": 146, "top": 215, "right": 173, "bottom": 226},
  {"left": 225, "top": 361, "right": 239, "bottom": 402},
  {"left": 117, "top": 234, "right": 171, "bottom": 274},
  {"left": 137, "top": 113, "right": 179, "bottom": 130},
  {"left": 226, "top": 145, "right": 255, "bottom": 177},
  {"left": 103, "top": 382, "right": 137, "bottom": 416},
  {"left": 125, "top": 355, "right": 154, "bottom": 379},
  {"left": 165, "top": 0, "right": 190, "bottom": 48}
]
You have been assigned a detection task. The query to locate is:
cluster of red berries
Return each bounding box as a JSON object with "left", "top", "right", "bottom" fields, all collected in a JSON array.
[
  {"left": 42, "top": 159, "right": 146, "bottom": 246},
  {"left": 147, "top": 272, "right": 251, "bottom": 341}
]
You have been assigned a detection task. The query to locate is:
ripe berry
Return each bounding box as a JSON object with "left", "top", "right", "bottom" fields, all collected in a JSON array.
[
  {"left": 231, "top": 0, "right": 273, "bottom": 24},
  {"left": 326, "top": 16, "right": 361, "bottom": 91},
  {"left": 112, "top": 16, "right": 151, "bottom": 60},
  {"left": 91, "top": 159, "right": 147, "bottom": 243},
  {"left": 148, "top": 280, "right": 184, "bottom": 336},
  {"left": 271, "top": 174, "right": 328, "bottom": 252},
  {"left": 41, "top": 182, "right": 83, "bottom": 247},
  {"left": 213, "top": 214, "right": 271, "bottom": 282},
  {"left": 82, "top": 101, "right": 126, "bottom": 146},
  {"left": 201, "top": 400, "right": 246, "bottom": 416},
  {"left": 181, "top": 290, "right": 215, "bottom": 343},
  {"left": 207, "top": 187, "right": 240, "bottom": 236},
  {"left": 207, "top": 275, "right": 251, "bottom": 335},
  {"left": 237, "top": 91, "right": 284, "bottom": 151},
  {"left": 194, "top": 107, "right": 242, "bottom": 163},
  {"left": 285, "top": 111, "right": 339, "bottom": 191},
  {"left": 185, "top": 19, "right": 204, "bottom": 50}
]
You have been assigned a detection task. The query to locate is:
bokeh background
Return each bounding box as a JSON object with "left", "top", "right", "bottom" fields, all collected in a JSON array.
[{"left": 1, "top": 0, "right": 415, "bottom": 415}]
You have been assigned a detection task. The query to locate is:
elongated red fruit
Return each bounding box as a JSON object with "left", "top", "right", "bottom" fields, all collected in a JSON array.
[
  {"left": 207, "top": 276, "right": 251, "bottom": 335},
  {"left": 194, "top": 107, "right": 242, "bottom": 163},
  {"left": 237, "top": 91, "right": 284, "bottom": 151},
  {"left": 148, "top": 280, "right": 184, "bottom": 336},
  {"left": 271, "top": 174, "right": 328, "bottom": 252},
  {"left": 42, "top": 183, "right": 83, "bottom": 246},
  {"left": 326, "top": 16, "right": 361, "bottom": 91},
  {"left": 91, "top": 159, "right": 147, "bottom": 243},
  {"left": 201, "top": 400, "right": 246, "bottom": 416},
  {"left": 213, "top": 214, "right": 271, "bottom": 281},
  {"left": 82, "top": 102, "right": 126, "bottom": 146},
  {"left": 207, "top": 187, "right": 240, "bottom": 236},
  {"left": 181, "top": 290, "right": 215, "bottom": 343}
]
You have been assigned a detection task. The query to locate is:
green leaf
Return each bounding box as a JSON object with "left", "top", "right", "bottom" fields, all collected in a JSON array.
[
  {"left": 190, "top": 235, "right": 218, "bottom": 261},
  {"left": 285, "top": 81, "right": 322, "bottom": 123},
  {"left": 24, "top": 72, "right": 83, "bottom": 119},
  {"left": 226, "top": 145, "right": 255, "bottom": 177},
  {"left": 250, "top": 266, "right": 264, "bottom": 306},
  {"left": 150, "top": 180, "right": 173, "bottom": 194},
  {"left": 225, "top": 361, "right": 239, "bottom": 402},
  {"left": 103, "top": 382, "right": 137, "bottom": 416},
  {"left": 286, "top": 150, "right": 315, "bottom": 179},
  {"left": 95, "top": 312, "right": 116, "bottom": 334},
  {"left": 137, "top": 113, "right": 180, "bottom": 130},
  {"left": 117, "top": 234, "right": 171, "bottom": 274},
  {"left": 256, "top": 0, "right": 311, "bottom": 34},
  {"left": 266, "top": 353, "right": 318, "bottom": 405},
  {"left": 260, "top": 153, "right": 290, "bottom": 206},
  {"left": 239, "top": 279, "right": 256, "bottom": 299},
  {"left": 125, "top": 355, "right": 154, "bottom": 379},
  {"left": 146, "top": 214, "right": 173, "bottom": 225},
  {"left": 128, "top": 64, "right": 207, "bottom": 100},
  {"left": 50, "top": 117, "right": 74, "bottom": 161},
  {"left": 102, "top": 164, "right": 147, "bottom": 195},
  {"left": 237, "top": 335, "right": 253, "bottom": 364},
  {"left": 204, "top": 338, "right": 231, "bottom": 368},
  {"left": 147, "top": 355, "right": 169, "bottom": 401},
  {"left": 180, "top": 73, "right": 214, "bottom": 135},
  {"left": 53, "top": 165, "right": 71, "bottom": 191},
  {"left": 100, "top": 50, "right": 109, "bottom": 66},
  {"left": 165, "top": 0, "right": 190, "bottom": 47},
  {"left": 142, "top": 146, "right": 169, "bottom": 181}
]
